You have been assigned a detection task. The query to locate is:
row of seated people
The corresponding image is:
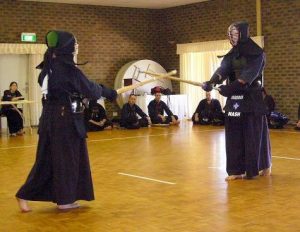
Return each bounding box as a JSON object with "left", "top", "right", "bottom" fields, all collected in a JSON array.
[
  {"left": 3, "top": 82, "right": 296, "bottom": 135},
  {"left": 85, "top": 87, "right": 298, "bottom": 131},
  {"left": 84, "top": 92, "right": 180, "bottom": 131}
]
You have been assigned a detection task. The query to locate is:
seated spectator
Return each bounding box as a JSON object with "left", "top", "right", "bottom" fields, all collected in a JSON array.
[
  {"left": 295, "top": 103, "right": 300, "bottom": 131},
  {"left": 269, "top": 111, "right": 289, "bottom": 129},
  {"left": 262, "top": 87, "right": 275, "bottom": 125},
  {"left": 148, "top": 91, "right": 180, "bottom": 125},
  {"left": 261, "top": 87, "right": 289, "bottom": 129},
  {"left": 120, "top": 94, "right": 150, "bottom": 129},
  {"left": 192, "top": 92, "right": 224, "bottom": 125},
  {"left": 1, "top": 82, "right": 24, "bottom": 136},
  {"left": 84, "top": 99, "right": 112, "bottom": 131}
]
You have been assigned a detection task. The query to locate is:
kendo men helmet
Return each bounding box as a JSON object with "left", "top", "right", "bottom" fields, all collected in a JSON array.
[
  {"left": 227, "top": 21, "right": 250, "bottom": 46},
  {"left": 46, "top": 30, "right": 76, "bottom": 55}
]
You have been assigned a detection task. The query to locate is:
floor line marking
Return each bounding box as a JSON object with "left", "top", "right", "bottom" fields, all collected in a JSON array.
[
  {"left": 0, "top": 145, "right": 37, "bottom": 150},
  {"left": 270, "top": 130, "right": 300, "bottom": 134},
  {"left": 273, "top": 156, "right": 300, "bottom": 161},
  {"left": 118, "top": 172, "right": 176, "bottom": 185},
  {"left": 0, "top": 129, "right": 221, "bottom": 150},
  {"left": 88, "top": 129, "right": 222, "bottom": 143},
  {"left": 208, "top": 166, "right": 224, "bottom": 169}
]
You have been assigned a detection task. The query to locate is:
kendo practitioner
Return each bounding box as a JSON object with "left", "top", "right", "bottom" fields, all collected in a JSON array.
[
  {"left": 1, "top": 82, "right": 24, "bottom": 136},
  {"left": 148, "top": 91, "right": 180, "bottom": 125},
  {"left": 120, "top": 94, "right": 150, "bottom": 129},
  {"left": 192, "top": 91, "right": 224, "bottom": 125},
  {"left": 84, "top": 99, "right": 113, "bottom": 131},
  {"left": 16, "top": 31, "right": 117, "bottom": 212},
  {"left": 202, "top": 21, "right": 271, "bottom": 180},
  {"left": 261, "top": 87, "right": 275, "bottom": 126}
]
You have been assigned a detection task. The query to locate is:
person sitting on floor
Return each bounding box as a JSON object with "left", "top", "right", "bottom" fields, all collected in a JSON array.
[
  {"left": 84, "top": 99, "right": 112, "bottom": 131},
  {"left": 148, "top": 91, "right": 180, "bottom": 125},
  {"left": 192, "top": 92, "right": 224, "bottom": 125},
  {"left": 120, "top": 94, "right": 150, "bottom": 129},
  {"left": 1, "top": 81, "right": 24, "bottom": 136},
  {"left": 262, "top": 87, "right": 276, "bottom": 125}
]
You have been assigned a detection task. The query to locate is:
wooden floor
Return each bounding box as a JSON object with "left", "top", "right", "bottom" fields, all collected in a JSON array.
[{"left": 0, "top": 122, "right": 299, "bottom": 232}]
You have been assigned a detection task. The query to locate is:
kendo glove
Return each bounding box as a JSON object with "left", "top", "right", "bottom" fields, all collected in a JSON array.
[
  {"left": 202, "top": 73, "right": 223, "bottom": 92},
  {"left": 218, "top": 80, "right": 246, "bottom": 97},
  {"left": 100, "top": 84, "right": 118, "bottom": 102},
  {"left": 201, "top": 81, "right": 213, "bottom": 92}
]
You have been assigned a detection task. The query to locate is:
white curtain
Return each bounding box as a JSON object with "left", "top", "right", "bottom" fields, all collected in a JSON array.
[
  {"left": 0, "top": 43, "right": 47, "bottom": 126},
  {"left": 177, "top": 36, "right": 264, "bottom": 118}
]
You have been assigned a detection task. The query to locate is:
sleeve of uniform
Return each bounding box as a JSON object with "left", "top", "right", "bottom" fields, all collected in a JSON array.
[
  {"left": 121, "top": 104, "right": 130, "bottom": 121},
  {"left": 198, "top": 100, "right": 206, "bottom": 113},
  {"left": 84, "top": 108, "right": 91, "bottom": 122},
  {"left": 73, "top": 68, "right": 116, "bottom": 100},
  {"left": 2, "top": 90, "right": 12, "bottom": 101},
  {"left": 16, "top": 91, "right": 22, "bottom": 97},
  {"left": 194, "top": 101, "right": 202, "bottom": 113},
  {"left": 210, "top": 55, "right": 232, "bottom": 84},
  {"left": 162, "top": 101, "right": 173, "bottom": 116},
  {"left": 135, "top": 105, "right": 147, "bottom": 118},
  {"left": 214, "top": 100, "right": 222, "bottom": 112},
  {"left": 268, "top": 96, "right": 276, "bottom": 112},
  {"left": 148, "top": 101, "right": 156, "bottom": 119},
  {"left": 98, "top": 104, "right": 107, "bottom": 119},
  {"left": 239, "top": 53, "right": 265, "bottom": 84}
]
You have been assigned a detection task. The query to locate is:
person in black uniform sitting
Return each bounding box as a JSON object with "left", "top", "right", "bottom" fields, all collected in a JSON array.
[
  {"left": 84, "top": 99, "right": 113, "bottom": 131},
  {"left": 148, "top": 91, "right": 180, "bottom": 125},
  {"left": 16, "top": 30, "right": 117, "bottom": 212},
  {"left": 120, "top": 94, "right": 150, "bottom": 129},
  {"left": 261, "top": 87, "right": 275, "bottom": 126},
  {"left": 1, "top": 82, "right": 24, "bottom": 136},
  {"left": 192, "top": 92, "right": 224, "bottom": 125}
]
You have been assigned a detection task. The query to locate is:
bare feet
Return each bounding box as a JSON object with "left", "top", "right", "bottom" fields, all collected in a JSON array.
[
  {"left": 16, "top": 197, "right": 31, "bottom": 213},
  {"left": 259, "top": 167, "right": 272, "bottom": 176},
  {"left": 225, "top": 174, "right": 245, "bottom": 181},
  {"left": 57, "top": 202, "right": 80, "bottom": 210}
]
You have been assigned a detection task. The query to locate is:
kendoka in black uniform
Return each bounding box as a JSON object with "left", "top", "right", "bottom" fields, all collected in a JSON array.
[
  {"left": 148, "top": 92, "right": 180, "bottom": 125},
  {"left": 192, "top": 92, "right": 224, "bottom": 125},
  {"left": 16, "top": 31, "right": 117, "bottom": 212},
  {"left": 120, "top": 94, "right": 149, "bottom": 129},
  {"left": 202, "top": 22, "right": 271, "bottom": 180},
  {"left": 84, "top": 99, "right": 113, "bottom": 131}
]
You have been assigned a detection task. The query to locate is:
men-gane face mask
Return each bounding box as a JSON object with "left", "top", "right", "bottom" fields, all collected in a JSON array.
[
  {"left": 227, "top": 21, "right": 250, "bottom": 46},
  {"left": 228, "top": 24, "right": 240, "bottom": 46}
]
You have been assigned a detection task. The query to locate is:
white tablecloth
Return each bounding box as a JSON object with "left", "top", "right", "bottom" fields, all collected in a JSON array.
[{"left": 136, "top": 95, "right": 188, "bottom": 119}]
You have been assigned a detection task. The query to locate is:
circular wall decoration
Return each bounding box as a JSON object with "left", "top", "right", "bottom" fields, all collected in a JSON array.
[{"left": 114, "top": 60, "right": 173, "bottom": 107}]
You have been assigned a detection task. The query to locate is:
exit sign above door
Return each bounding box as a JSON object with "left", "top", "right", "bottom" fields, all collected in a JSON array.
[{"left": 21, "top": 33, "right": 36, "bottom": 42}]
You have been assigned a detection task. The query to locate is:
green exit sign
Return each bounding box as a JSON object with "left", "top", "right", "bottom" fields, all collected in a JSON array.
[{"left": 21, "top": 33, "right": 37, "bottom": 42}]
